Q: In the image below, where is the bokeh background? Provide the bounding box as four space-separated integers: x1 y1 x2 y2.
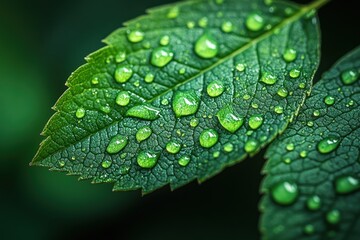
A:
0 0 358 239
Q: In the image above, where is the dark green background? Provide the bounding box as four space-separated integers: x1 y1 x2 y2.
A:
0 0 358 239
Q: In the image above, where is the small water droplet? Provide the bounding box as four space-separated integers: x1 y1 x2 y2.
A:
215 0 224 4
260 72 277 85
207 80 225 97
126 104 161 120
274 105 284 114
283 158 291 164
127 30 144 43
298 82 306 89
199 129 218 148
251 103 259 109
100 105 111 114
151 47 174 68
76 107 86 119
115 65 133 83
216 105 244 133
106 135 128 154
101 160 112 169
221 21 233 33
58 160 65 168
277 87 288 98
307 121 314 127
137 150 159 169
198 17 208 28
178 156 191 167
161 98 169 106
190 118 199 128
271 181 299 205
144 73 155 83
160 35 170 46
236 63 246 72
317 136 340 154
304 224 315 235
244 139 259 153
326 209 341 224
289 69 301 78
313 110 320 117
187 21 195 29
136 126 152 142
91 77 99 85
167 7 179 19
172 90 200 117
246 13 265 31
71 156 76 161
307 195 321 210
248 114 264 130
300 150 307 158
243 94 251 100
115 51 126 63
335 175 360 194
179 68 186 75
213 151 220 158
324 95 335 106
116 91 130 106
106 55 113 64
194 33 219 59
166 141 182 154
283 48 297 62
223 143 234 152
133 80 140 87
341 69 359 85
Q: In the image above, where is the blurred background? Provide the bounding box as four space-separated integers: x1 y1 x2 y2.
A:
0 0 358 239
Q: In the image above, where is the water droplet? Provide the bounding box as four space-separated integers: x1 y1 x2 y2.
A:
213 151 220 158
251 103 259 109
260 72 277 85
274 105 284 114
300 150 307 158
299 82 306 89
215 0 224 4
106 135 128 154
307 195 321 210
161 98 169 106
248 114 264 130
283 48 297 62
187 21 195 29
207 80 225 97
283 158 291 164
144 73 155 83
326 209 341 224
137 150 159 169
246 13 265 31
151 47 174 68
160 35 170 46
223 143 234 152
313 110 320 117
221 21 233 33
317 136 340 154
194 33 219 59
179 68 186 74
172 90 200 117
347 100 354 107
199 129 218 148
341 69 359 85
100 105 111 114
178 156 190 167
271 181 299 205
166 141 182 154
289 69 301 78
115 91 130 106
286 143 295 151
236 63 246 72
126 104 161 120
216 105 244 133
167 7 179 19
304 224 315 235
136 126 152 142
91 77 99 85
115 51 126 63
277 87 288 98
127 30 144 43
190 118 199 128
101 160 112 169
76 108 86 119
244 139 259 153
243 94 251 100
324 95 335 106
71 156 76 161
198 17 208 28
142 41 151 49
106 55 113 64
58 160 65 168
307 121 314 127
335 175 360 194
115 66 133 83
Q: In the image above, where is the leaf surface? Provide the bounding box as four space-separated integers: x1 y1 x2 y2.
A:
260 46 360 239
32 0 323 193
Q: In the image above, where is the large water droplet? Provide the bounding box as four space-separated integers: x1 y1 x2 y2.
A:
271 181 299 205
317 136 340 154
246 13 265 31
199 129 218 148
178 156 190 167
216 105 244 133
283 48 297 62
260 72 277 85
172 90 200 117
127 30 144 43
244 139 259 153
324 95 335 106
194 33 219 59
126 104 161 120
326 209 341 224
76 107 86 119
137 150 159 169
136 126 152 142
116 91 130 106
341 69 359 85
151 47 174 68
207 80 225 97
106 135 128 154
115 66 133 83
335 176 360 194
249 114 264 130
166 141 182 154
307 195 321 210
221 21 233 33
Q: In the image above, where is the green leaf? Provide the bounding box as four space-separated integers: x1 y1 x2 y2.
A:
260 46 360 239
32 0 324 193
